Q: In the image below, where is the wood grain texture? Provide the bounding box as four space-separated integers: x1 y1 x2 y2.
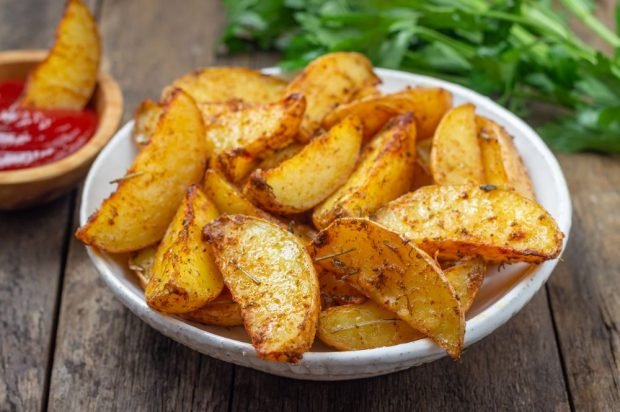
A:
0 2 73 411
547 153 620 411
0 197 72 412
230 292 570 412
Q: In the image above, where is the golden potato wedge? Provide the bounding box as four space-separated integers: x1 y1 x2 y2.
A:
132 99 163 145
477 116 535 200
442 257 486 312
318 301 423 351
374 185 563 263
128 244 158 289
430 104 484 186
257 143 305 170
244 116 363 214
162 67 287 105
313 113 417 229
208 94 306 182
76 90 210 252
20 0 100 110
412 137 434 190
145 186 223 313
318 267 367 309
182 290 243 327
323 87 452 140
204 215 320 363
285 52 379 141
202 169 316 244
311 218 464 358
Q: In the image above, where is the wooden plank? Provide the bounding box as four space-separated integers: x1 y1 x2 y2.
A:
46 1 267 410
0 2 74 411
547 153 620 411
230 292 570 411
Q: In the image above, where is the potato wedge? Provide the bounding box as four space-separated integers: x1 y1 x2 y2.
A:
204 215 320 362
430 104 484 185
182 290 243 327
132 99 163 145
318 267 367 309
412 137 434 190
312 113 417 229
76 90 210 252
477 116 535 200
442 257 486 312
311 218 464 358
318 301 423 351
162 67 287 105
374 185 563 263
128 244 158 289
285 52 379 141
244 116 363 213
323 87 452 140
145 186 223 313
208 94 306 182
20 0 100 110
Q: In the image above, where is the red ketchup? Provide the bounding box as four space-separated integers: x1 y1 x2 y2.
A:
0 80 97 171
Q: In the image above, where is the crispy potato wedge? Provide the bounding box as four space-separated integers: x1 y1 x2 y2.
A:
374 185 563 263
430 104 484 186
311 218 464 358
202 169 316 244
162 67 287 105
132 99 163 145
76 90 210 252
318 267 367 309
477 116 535 200
285 52 379 141
412 137 434 190
318 301 423 351
145 186 223 313
182 290 243 327
323 87 452 140
208 94 306 182
20 0 100 110
128 244 158 289
204 215 320 362
442 257 486 312
313 114 417 229
244 116 363 214
257 143 305 170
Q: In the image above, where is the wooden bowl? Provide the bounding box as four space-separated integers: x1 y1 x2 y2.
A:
0 50 123 210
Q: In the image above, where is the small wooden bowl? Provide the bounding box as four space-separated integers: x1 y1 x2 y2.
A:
0 50 123 210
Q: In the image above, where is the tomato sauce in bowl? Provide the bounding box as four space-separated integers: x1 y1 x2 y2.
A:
0 80 98 171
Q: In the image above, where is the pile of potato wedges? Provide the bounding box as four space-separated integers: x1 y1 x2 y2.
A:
76 52 564 363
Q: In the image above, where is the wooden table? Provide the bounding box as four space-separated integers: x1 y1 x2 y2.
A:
1 1 618 410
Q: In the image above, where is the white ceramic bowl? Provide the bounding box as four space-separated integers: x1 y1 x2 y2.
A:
80 68 571 380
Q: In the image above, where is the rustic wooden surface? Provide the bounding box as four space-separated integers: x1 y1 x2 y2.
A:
0 0 617 411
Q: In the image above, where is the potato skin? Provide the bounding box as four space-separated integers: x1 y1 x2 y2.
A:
318 301 423 351
311 218 464 359
476 116 535 200
441 257 486 313
244 116 363 214
76 90 210 252
374 185 563 263
285 52 379 141
208 94 306 182
182 290 243 327
204 215 320 362
313 113 417 229
431 103 484 186
145 186 223 314
21 0 100 110
162 66 287 105
323 87 452 140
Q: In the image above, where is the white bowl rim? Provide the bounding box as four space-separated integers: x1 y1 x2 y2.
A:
81 67 572 371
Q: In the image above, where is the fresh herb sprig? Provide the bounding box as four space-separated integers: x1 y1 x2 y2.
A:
222 0 620 153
